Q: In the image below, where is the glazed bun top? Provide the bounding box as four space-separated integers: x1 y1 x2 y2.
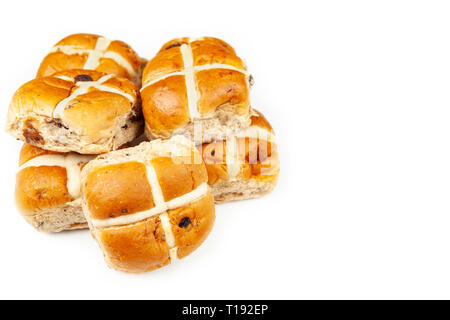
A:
18 142 57 166
141 37 252 137
81 135 208 228
37 33 145 86
145 37 246 82
7 69 140 146
16 143 95 216
201 109 279 184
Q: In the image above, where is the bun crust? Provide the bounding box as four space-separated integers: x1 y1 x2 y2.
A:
94 193 214 273
81 136 215 273
6 69 143 154
201 110 279 202
141 37 252 143
15 144 94 232
37 33 146 86
85 161 155 220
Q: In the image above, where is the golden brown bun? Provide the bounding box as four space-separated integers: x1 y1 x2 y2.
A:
141 37 252 143
81 136 215 273
15 143 94 232
168 192 214 259
94 194 214 273
6 69 143 154
19 142 57 165
85 161 155 220
200 109 280 202
37 33 146 86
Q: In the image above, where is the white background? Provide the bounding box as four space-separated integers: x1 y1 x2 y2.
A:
1 0 450 299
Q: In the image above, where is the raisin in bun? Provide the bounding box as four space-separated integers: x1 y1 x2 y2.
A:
6 69 143 154
201 109 279 203
81 136 215 273
15 143 95 232
141 37 253 144
37 33 146 86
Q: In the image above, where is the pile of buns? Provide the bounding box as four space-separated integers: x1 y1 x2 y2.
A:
6 34 280 273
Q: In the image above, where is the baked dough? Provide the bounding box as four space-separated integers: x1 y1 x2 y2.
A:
6 69 143 154
37 33 146 86
81 136 215 273
201 110 279 202
141 37 252 143
15 143 94 232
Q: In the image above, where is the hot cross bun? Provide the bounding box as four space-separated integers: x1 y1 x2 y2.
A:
201 110 279 202
81 136 215 273
37 33 146 86
6 69 143 154
16 143 94 232
141 37 253 144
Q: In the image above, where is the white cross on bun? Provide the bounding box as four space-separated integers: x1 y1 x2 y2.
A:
81 136 215 273
141 37 253 144
6 34 279 275
37 33 146 86
200 109 280 203
15 143 95 232
6 69 143 154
